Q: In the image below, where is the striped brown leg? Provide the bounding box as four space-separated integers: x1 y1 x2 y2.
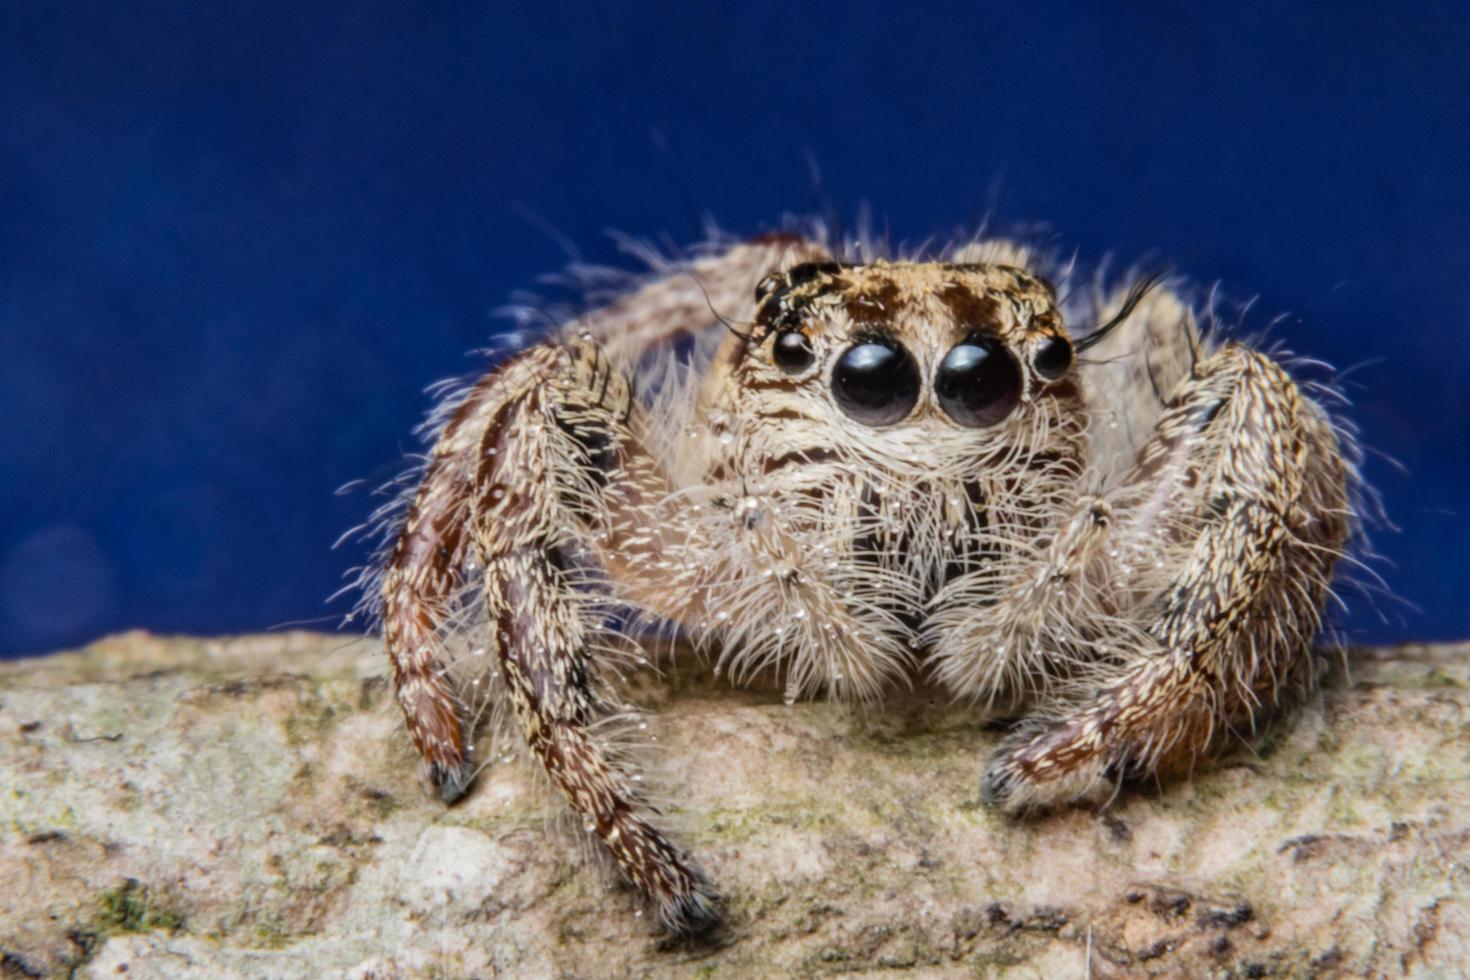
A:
380 237 826 932
381 370 509 801
982 344 1351 810
383 338 716 932
476 340 722 932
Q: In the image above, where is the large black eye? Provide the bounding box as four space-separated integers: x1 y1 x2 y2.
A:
772 330 815 373
831 338 920 426
935 335 1022 427
1032 334 1073 380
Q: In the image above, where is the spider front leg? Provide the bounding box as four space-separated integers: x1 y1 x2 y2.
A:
379 233 829 933
383 339 718 933
983 342 1351 811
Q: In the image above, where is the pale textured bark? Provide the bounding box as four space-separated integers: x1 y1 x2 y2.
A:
1 632 1467 978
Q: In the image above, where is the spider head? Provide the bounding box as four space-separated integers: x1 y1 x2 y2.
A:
734 261 1078 452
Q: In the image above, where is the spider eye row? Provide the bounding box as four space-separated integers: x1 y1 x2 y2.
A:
770 329 1071 428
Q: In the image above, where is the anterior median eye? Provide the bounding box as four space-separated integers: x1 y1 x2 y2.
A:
772 330 815 373
935 335 1022 427
831 338 920 426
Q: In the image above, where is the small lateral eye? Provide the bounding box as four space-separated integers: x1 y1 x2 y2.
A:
772 329 815 373
935 334 1023 428
1032 334 1073 380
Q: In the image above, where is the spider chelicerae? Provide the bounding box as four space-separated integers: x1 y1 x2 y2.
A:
360 228 1358 936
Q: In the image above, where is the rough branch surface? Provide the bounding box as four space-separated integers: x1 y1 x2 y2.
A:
1 632 1467 977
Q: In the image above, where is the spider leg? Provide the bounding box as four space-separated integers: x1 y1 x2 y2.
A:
380 236 830 934
381 369 507 801
384 338 717 932
982 342 1351 811
482 342 724 933
924 492 1128 714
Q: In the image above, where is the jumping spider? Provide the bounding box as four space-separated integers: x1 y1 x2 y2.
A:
365 230 1355 936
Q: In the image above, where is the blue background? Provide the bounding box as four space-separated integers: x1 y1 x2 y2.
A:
2 2 1467 657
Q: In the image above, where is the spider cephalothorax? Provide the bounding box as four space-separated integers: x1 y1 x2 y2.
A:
364 231 1356 936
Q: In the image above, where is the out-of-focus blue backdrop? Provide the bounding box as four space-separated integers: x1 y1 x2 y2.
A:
2 2 1466 657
